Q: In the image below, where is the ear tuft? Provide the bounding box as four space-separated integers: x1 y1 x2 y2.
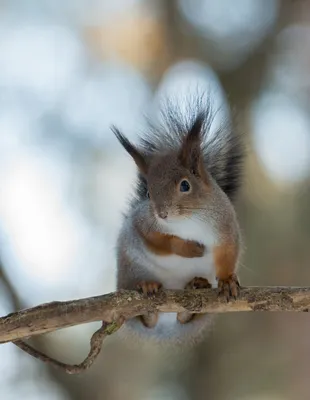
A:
112 126 148 175
179 113 205 173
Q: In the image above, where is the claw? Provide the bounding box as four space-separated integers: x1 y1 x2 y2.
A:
217 274 240 301
185 277 212 290
136 281 162 298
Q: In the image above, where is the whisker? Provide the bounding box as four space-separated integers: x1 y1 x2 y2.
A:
238 262 259 277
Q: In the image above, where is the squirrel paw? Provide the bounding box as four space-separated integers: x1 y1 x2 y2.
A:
217 273 240 301
185 277 212 290
177 277 211 324
186 242 205 258
136 281 162 298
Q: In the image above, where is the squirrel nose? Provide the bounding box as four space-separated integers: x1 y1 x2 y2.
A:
158 210 168 219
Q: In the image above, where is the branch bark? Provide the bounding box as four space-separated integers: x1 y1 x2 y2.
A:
1 286 310 374
1 286 310 344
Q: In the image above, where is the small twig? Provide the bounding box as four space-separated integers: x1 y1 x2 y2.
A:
13 320 123 374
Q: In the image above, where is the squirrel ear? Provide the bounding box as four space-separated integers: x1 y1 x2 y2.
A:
112 126 148 175
178 114 204 173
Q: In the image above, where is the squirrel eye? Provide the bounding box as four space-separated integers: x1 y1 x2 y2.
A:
146 190 150 198
180 180 191 193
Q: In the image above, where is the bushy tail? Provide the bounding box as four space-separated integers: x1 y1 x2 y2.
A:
201 111 244 200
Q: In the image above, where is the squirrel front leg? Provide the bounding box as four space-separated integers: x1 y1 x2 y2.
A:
142 231 205 258
214 241 240 300
177 241 240 325
136 236 204 327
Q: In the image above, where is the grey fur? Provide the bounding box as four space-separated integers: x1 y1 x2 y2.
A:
115 180 240 346
112 95 244 346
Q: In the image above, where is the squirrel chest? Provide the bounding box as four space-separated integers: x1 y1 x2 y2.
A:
139 217 218 289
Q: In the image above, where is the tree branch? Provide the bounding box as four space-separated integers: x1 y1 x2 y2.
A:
1 286 310 343
1 286 310 374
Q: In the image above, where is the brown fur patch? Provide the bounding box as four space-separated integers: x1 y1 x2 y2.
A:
140 230 205 258
213 242 238 280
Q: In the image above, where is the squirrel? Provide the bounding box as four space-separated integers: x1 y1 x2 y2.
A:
112 97 244 345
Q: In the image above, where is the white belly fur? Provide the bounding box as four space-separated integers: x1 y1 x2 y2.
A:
144 215 218 326
146 251 216 289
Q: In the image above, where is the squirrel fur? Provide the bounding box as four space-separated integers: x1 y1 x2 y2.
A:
112 96 244 346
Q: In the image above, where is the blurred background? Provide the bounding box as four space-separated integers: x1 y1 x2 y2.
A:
0 0 310 399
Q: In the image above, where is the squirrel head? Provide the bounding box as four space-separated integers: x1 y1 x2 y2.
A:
112 114 210 221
